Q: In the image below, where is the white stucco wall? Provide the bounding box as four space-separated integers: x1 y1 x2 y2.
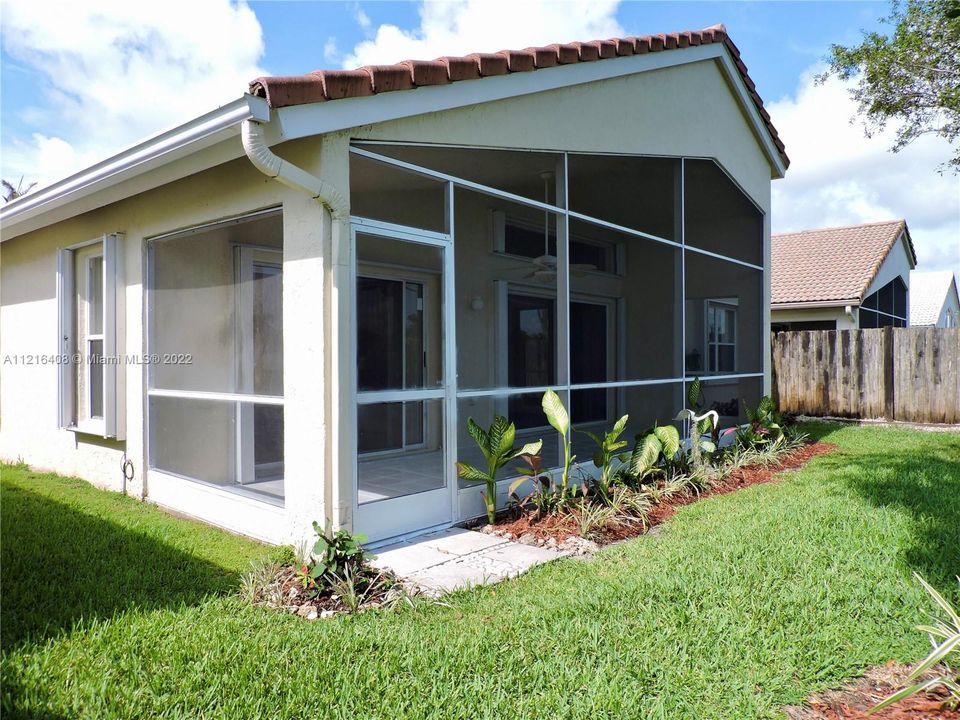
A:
863 232 914 300
937 283 960 327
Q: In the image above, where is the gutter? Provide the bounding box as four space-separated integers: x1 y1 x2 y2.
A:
240 116 350 531
771 299 861 311
1 94 270 240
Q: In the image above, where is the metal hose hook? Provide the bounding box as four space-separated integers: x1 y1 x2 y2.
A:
120 454 135 493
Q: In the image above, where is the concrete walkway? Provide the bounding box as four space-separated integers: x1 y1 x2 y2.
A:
370 527 564 593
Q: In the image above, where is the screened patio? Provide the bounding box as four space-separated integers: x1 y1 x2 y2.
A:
348 143 764 527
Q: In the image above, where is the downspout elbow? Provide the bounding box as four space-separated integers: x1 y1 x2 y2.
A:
241 118 348 220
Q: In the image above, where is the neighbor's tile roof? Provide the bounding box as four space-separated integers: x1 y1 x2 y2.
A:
249 24 788 168
909 270 958 325
772 220 916 305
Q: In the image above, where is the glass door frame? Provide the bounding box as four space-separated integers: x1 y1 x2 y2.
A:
349 214 458 543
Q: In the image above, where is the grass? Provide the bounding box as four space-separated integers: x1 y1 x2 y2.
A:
2 423 958 719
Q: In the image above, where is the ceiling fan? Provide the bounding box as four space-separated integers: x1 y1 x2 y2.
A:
517 172 596 283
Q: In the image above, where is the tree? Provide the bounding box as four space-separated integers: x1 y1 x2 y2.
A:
2 177 37 203
819 0 960 172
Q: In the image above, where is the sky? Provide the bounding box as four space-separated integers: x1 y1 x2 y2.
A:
1 0 957 276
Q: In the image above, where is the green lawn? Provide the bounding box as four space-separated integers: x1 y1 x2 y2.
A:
2 423 958 719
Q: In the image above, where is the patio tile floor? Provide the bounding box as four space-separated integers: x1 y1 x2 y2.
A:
370 526 565 593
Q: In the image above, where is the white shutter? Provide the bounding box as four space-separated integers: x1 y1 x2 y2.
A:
56 248 75 429
103 233 124 439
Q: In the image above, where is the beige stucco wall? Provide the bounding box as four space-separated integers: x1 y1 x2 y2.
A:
0 155 329 544
1 54 776 544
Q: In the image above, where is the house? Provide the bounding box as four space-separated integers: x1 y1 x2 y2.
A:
0 25 787 545
771 220 916 331
910 270 960 328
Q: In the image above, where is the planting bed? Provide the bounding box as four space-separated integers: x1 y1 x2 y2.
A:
489 441 837 548
783 661 960 719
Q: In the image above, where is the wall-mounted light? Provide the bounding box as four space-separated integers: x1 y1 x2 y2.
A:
470 295 485 311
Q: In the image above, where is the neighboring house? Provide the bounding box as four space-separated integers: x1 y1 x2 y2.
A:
910 270 960 328
771 220 917 331
0 26 787 545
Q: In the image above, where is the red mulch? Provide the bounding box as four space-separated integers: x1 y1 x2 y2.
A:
493 441 837 546
783 661 960 719
646 441 837 527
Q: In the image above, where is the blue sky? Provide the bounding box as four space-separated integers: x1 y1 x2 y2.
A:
1 1 956 276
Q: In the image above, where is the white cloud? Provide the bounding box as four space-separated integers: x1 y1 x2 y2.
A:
324 36 339 62
770 66 960 276
0 0 266 189
342 0 623 68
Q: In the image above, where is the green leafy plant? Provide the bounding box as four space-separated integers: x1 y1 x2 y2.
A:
624 424 681 482
871 573 960 713
739 395 785 450
457 416 542 524
577 414 630 501
608 485 651 525
329 567 391 614
239 560 284 604
574 503 617 539
307 520 373 591
509 453 562 518
541 389 577 504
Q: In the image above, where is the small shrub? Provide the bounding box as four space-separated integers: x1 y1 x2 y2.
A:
738 395 785 450
457 415 542 524
303 520 374 595
239 560 284 604
574 503 618 539
509 454 562 519
620 424 681 484
608 485 651 525
577 414 630 501
329 567 394 614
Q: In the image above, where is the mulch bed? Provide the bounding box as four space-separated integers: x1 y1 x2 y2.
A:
783 661 960 719
254 564 404 619
491 441 838 547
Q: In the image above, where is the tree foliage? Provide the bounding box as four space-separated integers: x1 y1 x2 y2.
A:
820 0 960 171
2 177 37 203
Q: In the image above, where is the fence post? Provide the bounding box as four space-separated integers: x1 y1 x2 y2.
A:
882 325 896 421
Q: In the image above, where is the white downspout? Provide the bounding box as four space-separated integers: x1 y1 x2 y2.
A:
241 118 351 531
241 119 348 218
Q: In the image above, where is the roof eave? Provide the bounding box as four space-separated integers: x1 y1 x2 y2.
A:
0 94 270 242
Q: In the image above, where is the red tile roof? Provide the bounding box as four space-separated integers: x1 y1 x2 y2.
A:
249 24 788 168
772 220 916 305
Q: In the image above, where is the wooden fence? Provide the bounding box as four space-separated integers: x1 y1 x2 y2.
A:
772 327 960 424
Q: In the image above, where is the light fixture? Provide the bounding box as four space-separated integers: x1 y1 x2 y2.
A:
470 295 485 311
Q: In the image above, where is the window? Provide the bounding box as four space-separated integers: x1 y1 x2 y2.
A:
859 277 908 328
57 234 123 437
706 300 737 373
496 213 618 274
